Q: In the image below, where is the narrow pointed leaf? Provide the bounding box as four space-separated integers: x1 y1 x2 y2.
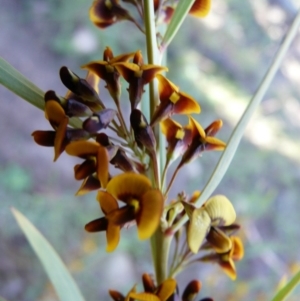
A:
161 0 196 50
271 269 300 301
171 9 300 233
0 57 44 109
11 208 86 301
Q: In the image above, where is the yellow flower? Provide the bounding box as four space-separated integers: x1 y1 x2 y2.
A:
86 173 164 252
151 74 201 126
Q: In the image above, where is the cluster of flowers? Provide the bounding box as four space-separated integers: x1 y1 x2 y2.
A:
32 0 244 300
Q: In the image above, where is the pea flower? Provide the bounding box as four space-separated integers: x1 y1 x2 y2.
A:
114 50 168 110
65 140 109 188
82 47 134 104
89 0 133 28
85 173 164 251
150 74 201 126
178 117 226 168
183 195 236 253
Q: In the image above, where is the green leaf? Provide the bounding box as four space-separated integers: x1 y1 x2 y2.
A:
0 57 45 110
0 57 82 128
271 270 300 301
193 8 300 209
160 0 195 51
171 8 300 233
11 208 86 301
0 297 9 301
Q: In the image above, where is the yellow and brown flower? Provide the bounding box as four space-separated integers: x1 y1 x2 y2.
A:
178 117 225 168
114 50 168 110
82 47 134 104
150 74 201 126
90 0 136 28
85 173 164 251
183 195 236 254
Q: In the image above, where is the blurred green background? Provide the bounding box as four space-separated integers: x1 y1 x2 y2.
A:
1 0 300 300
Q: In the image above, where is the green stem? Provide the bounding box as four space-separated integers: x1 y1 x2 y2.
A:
150 229 172 285
144 0 170 284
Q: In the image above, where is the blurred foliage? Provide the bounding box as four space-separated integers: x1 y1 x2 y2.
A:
1 0 300 300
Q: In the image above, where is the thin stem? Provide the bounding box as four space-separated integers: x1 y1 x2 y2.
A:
164 165 180 197
144 0 170 284
170 8 300 235
150 151 160 188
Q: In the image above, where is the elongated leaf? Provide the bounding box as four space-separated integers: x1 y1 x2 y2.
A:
160 0 195 51
171 8 300 232
194 9 300 208
0 57 45 109
11 208 86 301
0 57 82 128
271 270 300 301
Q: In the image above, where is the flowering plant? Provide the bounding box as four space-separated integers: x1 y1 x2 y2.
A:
1 1 300 300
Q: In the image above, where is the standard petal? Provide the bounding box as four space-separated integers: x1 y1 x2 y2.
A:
160 118 182 141
156 74 179 100
203 195 236 226
65 140 99 158
136 189 164 240
173 92 201 115
106 173 152 202
141 65 168 85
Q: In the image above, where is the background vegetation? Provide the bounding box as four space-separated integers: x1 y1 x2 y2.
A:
1 0 300 300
